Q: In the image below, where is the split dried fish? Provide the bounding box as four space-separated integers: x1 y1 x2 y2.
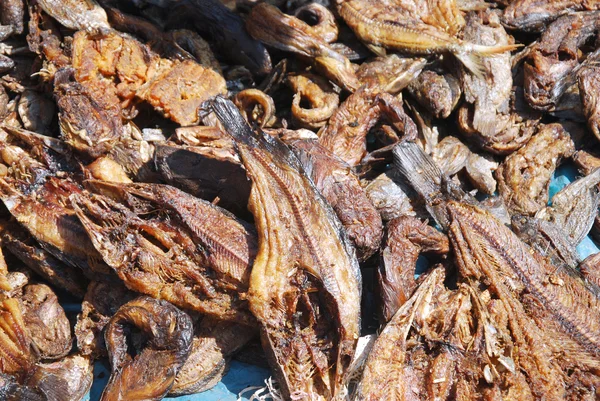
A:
72 183 257 325
209 96 361 400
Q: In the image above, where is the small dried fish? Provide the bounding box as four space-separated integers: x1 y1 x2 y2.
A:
496 123 575 216
338 0 519 76
101 297 193 401
246 3 360 92
503 0 600 32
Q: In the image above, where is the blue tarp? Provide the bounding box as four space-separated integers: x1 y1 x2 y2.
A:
83 162 600 401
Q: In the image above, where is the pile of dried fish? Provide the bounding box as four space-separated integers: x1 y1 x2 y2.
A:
0 0 600 400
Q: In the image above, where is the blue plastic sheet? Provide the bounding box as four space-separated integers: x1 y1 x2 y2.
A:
81 162 600 401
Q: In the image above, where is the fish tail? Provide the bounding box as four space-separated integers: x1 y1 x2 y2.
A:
454 43 521 78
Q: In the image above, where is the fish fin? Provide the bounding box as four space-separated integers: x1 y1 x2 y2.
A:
456 43 522 78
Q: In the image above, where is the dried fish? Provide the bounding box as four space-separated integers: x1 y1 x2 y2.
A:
364 171 420 221
537 168 600 246
170 317 256 396
357 55 426 94
37 0 109 30
580 252 600 287
286 73 339 129
294 3 338 43
378 216 449 322
75 281 136 358
233 89 277 128
503 0 600 32
246 3 360 92
0 176 114 279
26 353 94 401
338 0 518 76
524 12 600 111
72 184 257 324
101 297 193 401
496 123 575 216
209 96 361 400
20 284 71 360
319 87 417 166
287 138 383 260
449 201 600 375
408 70 461 119
167 0 272 76
578 65 600 141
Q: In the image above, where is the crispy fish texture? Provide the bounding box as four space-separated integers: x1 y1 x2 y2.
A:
209 96 361 400
358 268 530 400
286 73 339 129
20 284 71 360
289 138 383 261
246 3 360 92
448 201 600 374
71 29 227 126
496 123 575 216
0 177 113 279
378 216 449 322
578 65 600 141
71 187 256 325
25 353 93 401
170 317 256 396
502 0 600 32
101 297 193 401
524 12 600 111
37 0 109 30
75 281 136 358
337 0 518 76
319 87 417 166
84 180 258 290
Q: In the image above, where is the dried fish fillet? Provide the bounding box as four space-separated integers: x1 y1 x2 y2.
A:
209 96 361 400
72 188 256 325
288 138 383 261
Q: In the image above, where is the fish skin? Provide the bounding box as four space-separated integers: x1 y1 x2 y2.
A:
209 96 361 400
